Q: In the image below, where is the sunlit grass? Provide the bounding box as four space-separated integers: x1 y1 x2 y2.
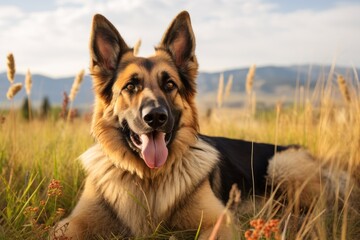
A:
0 116 92 239
0 65 359 239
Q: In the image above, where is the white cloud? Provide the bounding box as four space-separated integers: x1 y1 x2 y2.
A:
0 0 359 77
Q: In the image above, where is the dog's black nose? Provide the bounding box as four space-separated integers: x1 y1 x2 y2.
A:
142 106 168 129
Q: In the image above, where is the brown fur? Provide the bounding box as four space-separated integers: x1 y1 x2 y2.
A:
54 11 235 239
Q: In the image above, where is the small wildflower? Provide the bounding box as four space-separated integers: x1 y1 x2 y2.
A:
40 200 46 206
245 218 280 240
24 206 39 217
48 179 63 197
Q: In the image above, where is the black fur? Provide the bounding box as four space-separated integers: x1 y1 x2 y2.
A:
200 135 291 204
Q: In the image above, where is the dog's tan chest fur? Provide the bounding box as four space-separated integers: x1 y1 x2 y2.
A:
80 139 219 235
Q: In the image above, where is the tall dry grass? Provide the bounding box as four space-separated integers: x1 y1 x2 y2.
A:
246 64 256 95
1 59 359 239
201 65 360 239
68 69 85 102
224 74 233 100
6 83 23 100
133 39 142 56
337 74 351 104
5 53 22 101
7 53 15 84
0 116 92 239
246 64 256 117
217 73 224 108
25 69 33 120
67 69 85 121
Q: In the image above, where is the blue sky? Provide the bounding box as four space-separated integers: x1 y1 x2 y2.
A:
0 0 359 77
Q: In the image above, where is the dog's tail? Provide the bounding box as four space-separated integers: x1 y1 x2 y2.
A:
266 147 358 209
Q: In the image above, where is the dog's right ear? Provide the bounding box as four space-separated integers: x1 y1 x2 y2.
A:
90 14 130 76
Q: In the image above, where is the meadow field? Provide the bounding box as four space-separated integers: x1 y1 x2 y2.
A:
0 63 360 239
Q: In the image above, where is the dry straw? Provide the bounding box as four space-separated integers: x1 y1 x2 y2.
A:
25 69 33 120
69 69 85 102
7 53 16 84
246 64 256 116
133 39 142 56
60 92 69 120
224 74 233 100
246 64 256 95
217 73 224 108
337 74 351 104
7 83 23 100
209 184 240 240
25 69 32 95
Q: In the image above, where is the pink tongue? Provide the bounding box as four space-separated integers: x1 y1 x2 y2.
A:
140 132 168 169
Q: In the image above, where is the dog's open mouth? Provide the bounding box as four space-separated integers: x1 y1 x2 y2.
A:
123 123 172 169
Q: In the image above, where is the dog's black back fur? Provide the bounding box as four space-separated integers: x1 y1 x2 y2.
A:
201 135 291 204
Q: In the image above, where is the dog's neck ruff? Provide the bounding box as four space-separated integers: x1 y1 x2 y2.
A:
79 137 219 235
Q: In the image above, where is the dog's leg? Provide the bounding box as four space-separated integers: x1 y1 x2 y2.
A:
52 178 125 239
171 180 237 240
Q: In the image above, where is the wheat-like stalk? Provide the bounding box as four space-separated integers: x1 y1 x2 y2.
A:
6 83 22 100
133 39 142 56
67 69 85 122
224 74 233 100
25 69 32 95
217 73 224 108
69 69 85 102
60 92 69 120
209 184 240 240
337 74 351 104
246 64 256 116
7 53 16 84
246 64 256 95
251 91 257 116
25 69 33 120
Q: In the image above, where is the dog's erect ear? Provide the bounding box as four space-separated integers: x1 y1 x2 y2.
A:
160 11 197 70
90 14 130 75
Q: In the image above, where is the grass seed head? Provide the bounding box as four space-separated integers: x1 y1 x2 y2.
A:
217 73 224 108
60 92 69 119
7 53 16 83
133 38 142 56
337 74 351 103
25 69 32 95
69 69 85 101
246 64 256 95
6 83 22 100
224 74 233 100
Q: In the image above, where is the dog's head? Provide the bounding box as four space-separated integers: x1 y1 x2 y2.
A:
89 11 199 175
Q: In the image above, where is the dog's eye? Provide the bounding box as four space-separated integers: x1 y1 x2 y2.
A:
125 83 136 92
165 80 177 92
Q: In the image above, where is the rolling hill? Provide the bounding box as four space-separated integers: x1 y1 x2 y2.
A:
0 65 357 109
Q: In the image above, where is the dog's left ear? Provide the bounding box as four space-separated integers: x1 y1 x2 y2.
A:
89 14 131 103
90 14 130 76
159 11 198 78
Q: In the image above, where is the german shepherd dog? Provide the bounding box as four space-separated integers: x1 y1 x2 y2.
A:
54 11 354 239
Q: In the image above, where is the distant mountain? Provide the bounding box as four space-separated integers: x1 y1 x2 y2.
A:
0 73 94 109
0 65 357 109
197 65 352 93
